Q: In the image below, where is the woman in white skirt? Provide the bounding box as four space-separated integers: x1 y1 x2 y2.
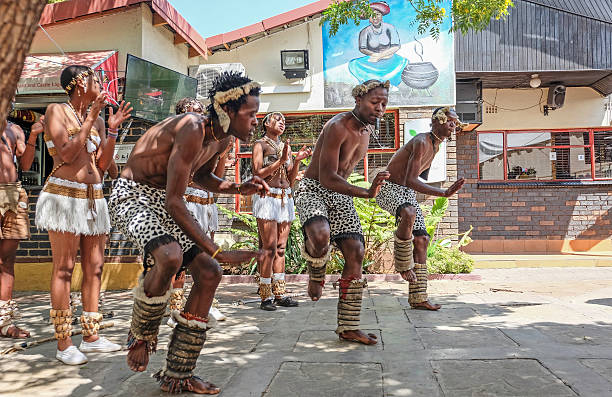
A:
252 112 311 310
36 65 131 365
166 98 227 324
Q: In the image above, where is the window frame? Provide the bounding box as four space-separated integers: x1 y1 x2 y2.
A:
234 109 400 212
476 127 612 182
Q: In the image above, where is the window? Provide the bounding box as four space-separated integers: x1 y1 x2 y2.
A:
234 110 400 212
477 128 612 182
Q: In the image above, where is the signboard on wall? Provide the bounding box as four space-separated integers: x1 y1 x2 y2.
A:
404 119 446 183
322 0 455 108
114 144 135 164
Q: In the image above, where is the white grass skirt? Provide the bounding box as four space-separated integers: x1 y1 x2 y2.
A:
185 187 218 234
35 177 110 235
252 187 295 223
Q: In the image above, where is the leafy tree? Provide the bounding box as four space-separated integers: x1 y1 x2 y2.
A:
321 0 514 39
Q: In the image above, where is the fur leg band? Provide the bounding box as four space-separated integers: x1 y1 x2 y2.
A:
336 277 367 334
272 279 286 298
168 288 186 312
127 275 171 353
394 235 415 272
50 308 72 340
408 262 428 305
80 312 103 337
301 245 330 283
153 311 210 393
259 283 273 301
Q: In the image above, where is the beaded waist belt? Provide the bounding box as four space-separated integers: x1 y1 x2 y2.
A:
43 181 104 200
185 195 214 205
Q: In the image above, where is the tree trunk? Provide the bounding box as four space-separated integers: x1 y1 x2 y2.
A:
0 1 47 132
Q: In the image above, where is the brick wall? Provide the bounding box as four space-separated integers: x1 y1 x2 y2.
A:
456 132 612 253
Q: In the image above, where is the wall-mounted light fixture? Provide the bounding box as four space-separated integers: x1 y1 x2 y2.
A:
529 73 541 88
281 50 309 79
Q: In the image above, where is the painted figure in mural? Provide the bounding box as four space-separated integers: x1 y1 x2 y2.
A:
36 65 131 364
167 97 229 327
0 105 42 339
252 112 312 311
348 1 407 87
108 71 267 394
295 80 390 345
376 107 466 310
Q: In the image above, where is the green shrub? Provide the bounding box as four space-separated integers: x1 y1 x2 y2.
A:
427 247 474 274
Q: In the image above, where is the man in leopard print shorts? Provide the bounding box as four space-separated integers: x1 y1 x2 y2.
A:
109 72 267 394
376 107 466 311
295 79 390 346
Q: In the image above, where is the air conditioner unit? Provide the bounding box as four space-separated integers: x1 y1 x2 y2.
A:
455 78 482 130
188 63 246 103
547 85 566 109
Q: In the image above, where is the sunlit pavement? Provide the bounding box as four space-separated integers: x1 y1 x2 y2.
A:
2 267 612 396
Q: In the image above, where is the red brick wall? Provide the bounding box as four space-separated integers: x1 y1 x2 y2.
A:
456 132 612 251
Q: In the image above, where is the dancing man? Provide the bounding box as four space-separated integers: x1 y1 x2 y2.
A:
36 66 130 364
252 112 311 311
295 80 390 345
167 97 229 326
109 72 267 394
0 109 42 339
376 107 465 310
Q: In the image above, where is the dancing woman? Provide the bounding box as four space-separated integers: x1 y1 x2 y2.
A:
252 112 311 310
36 65 132 365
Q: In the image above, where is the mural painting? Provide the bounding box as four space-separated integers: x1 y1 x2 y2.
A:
322 0 455 108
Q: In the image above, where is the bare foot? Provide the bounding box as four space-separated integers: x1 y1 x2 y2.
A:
127 340 150 372
0 325 30 339
307 280 324 301
400 269 417 282
339 330 378 345
411 301 441 311
160 376 220 394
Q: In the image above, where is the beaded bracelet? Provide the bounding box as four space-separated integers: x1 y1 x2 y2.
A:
107 127 118 139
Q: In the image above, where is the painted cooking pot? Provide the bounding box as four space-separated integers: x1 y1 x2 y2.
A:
401 62 439 89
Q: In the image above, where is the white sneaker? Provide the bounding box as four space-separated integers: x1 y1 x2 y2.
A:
209 307 226 321
56 345 88 365
167 316 177 328
79 336 121 353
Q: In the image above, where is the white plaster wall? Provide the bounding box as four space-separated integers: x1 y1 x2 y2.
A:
479 87 608 130
205 20 326 112
140 6 191 74
29 7 142 71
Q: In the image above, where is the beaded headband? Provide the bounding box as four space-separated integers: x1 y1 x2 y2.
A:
351 80 390 98
64 69 93 95
432 106 468 130
262 111 285 126
212 81 261 133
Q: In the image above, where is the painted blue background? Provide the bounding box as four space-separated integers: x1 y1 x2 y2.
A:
322 0 455 108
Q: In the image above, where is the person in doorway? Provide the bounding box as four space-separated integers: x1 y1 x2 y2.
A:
294 80 390 345
0 108 43 339
252 111 312 311
376 106 466 310
36 65 131 364
109 71 267 394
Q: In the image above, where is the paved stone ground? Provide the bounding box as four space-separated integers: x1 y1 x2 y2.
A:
1 267 612 396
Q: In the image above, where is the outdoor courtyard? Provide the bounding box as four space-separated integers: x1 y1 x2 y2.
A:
1 267 611 397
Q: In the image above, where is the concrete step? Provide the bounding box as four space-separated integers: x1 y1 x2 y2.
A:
473 253 612 268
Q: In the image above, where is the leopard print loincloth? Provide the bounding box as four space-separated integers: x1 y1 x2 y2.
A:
375 181 428 236
294 177 364 245
108 178 201 273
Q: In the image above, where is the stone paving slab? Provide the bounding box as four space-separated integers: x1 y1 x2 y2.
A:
263 362 384 396
432 359 576 397
1 269 612 396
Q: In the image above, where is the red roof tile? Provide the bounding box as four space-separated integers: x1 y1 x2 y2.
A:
38 0 207 58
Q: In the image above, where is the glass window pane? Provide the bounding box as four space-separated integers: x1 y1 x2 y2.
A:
594 130 612 179
478 133 504 180
238 157 253 212
507 147 553 180
507 132 551 148
367 152 394 181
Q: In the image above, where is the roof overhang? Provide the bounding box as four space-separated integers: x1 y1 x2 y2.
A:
206 0 335 54
39 0 207 59
456 70 612 96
